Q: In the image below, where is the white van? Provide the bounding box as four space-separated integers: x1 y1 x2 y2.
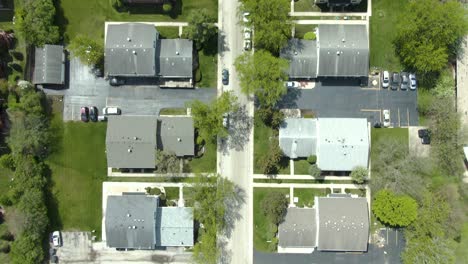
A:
102 107 121 115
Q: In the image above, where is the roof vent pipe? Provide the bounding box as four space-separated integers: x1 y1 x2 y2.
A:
342 38 345 42
176 51 179 55
177 138 182 142
127 37 131 42
133 50 137 55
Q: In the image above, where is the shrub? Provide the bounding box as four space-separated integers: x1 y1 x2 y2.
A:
261 191 288 225
267 237 279 252
0 230 14 241
308 164 321 177
303 31 316 40
0 241 10 253
163 3 172 12
350 166 368 184
259 143 283 175
0 195 12 207
112 0 123 10
307 155 316 164
0 154 15 170
145 187 161 196
373 189 418 227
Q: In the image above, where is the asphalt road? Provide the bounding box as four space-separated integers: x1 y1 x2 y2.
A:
43 58 216 120
217 0 254 263
279 79 418 127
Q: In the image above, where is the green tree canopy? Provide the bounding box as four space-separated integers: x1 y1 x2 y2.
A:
393 0 467 74
188 91 239 142
68 35 104 67
15 0 59 46
235 50 288 108
241 0 291 53
373 189 418 227
261 191 288 225
184 9 217 50
350 166 368 184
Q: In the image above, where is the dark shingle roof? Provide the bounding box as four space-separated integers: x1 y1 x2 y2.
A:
280 39 318 79
106 116 157 169
33 45 65 85
317 25 369 77
156 39 193 79
105 23 158 77
157 117 194 156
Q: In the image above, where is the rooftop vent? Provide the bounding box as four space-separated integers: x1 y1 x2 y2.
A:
134 136 138 140
127 37 131 42
127 213 131 217
128 148 132 153
177 138 182 142
133 50 137 55
176 51 179 55
342 38 345 43
294 51 298 55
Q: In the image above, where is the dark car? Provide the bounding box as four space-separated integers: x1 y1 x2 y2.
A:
110 78 125 86
391 72 400 90
418 129 429 138
400 72 409 90
222 69 229 85
422 135 431 145
89 106 98 122
80 107 89 122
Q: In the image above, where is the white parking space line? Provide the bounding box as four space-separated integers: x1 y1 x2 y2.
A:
398 108 401 127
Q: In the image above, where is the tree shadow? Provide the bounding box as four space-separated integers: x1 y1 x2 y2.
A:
122 1 182 19
53 0 69 43
222 183 246 236
202 32 219 56
225 105 253 152
43 164 63 231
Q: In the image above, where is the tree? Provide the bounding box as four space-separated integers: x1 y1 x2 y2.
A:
155 150 180 173
193 225 218 264
308 164 321 177
235 50 289 108
393 0 467 74
188 91 239 142
240 0 291 53
373 189 418 227
0 154 15 170
10 233 44 264
261 191 288 225
350 166 368 184
307 155 316 164
0 31 14 52
68 35 104 67
303 32 316 40
14 0 59 46
184 9 217 50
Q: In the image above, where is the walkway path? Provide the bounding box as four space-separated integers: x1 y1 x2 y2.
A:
457 36 468 183
253 174 352 181
293 19 367 25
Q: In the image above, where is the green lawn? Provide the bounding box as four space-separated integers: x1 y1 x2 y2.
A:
294 24 316 39
345 188 366 197
371 127 408 155
157 26 180 39
456 222 468 264
59 0 218 42
254 188 289 252
186 140 216 173
159 107 187 115
254 114 290 174
164 187 180 201
294 0 321 12
294 159 310 175
196 50 217 88
370 0 407 71
293 188 328 208
46 115 107 238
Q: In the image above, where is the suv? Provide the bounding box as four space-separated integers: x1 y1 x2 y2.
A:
89 106 98 122
382 71 390 88
409 73 417 90
222 69 229 85
244 39 251 51
110 78 125 86
80 107 89 122
102 107 121 115
400 72 409 90
52 231 62 247
391 72 400 90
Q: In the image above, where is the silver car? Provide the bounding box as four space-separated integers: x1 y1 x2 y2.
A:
382 71 390 88
400 72 409 90
409 73 417 90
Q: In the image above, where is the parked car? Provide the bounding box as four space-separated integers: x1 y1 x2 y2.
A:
222 69 229 85
244 28 252 40
102 107 121 115
110 77 125 86
286 81 299 88
242 12 250 23
89 106 98 122
400 72 409 90
409 73 417 90
418 129 431 144
418 129 429 138
80 107 89 122
382 71 390 88
244 39 251 51
391 72 400 90
383 109 390 127
52 231 62 247
222 113 229 128
421 135 431 145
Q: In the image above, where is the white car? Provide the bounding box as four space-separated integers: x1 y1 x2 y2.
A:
242 12 250 23
244 29 251 40
52 231 61 247
382 71 390 88
102 107 121 115
383 110 390 128
409 73 417 90
222 113 229 128
286 81 299 88
244 39 251 51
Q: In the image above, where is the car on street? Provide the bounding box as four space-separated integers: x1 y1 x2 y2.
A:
391 72 400 90
383 109 390 127
242 12 250 23
89 106 98 122
400 72 409 90
102 107 121 115
409 73 417 90
110 77 125 86
382 71 390 88
244 39 251 51
286 81 299 88
222 113 229 128
80 107 89 122
52 231 61 247
222 69 229 85
244 28 251 40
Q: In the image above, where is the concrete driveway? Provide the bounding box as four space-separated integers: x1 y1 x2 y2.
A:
408 126 430 157
42 58 216 121
278 79 418 127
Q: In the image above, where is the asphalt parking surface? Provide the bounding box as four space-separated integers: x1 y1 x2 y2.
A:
254 228 404 264
279 79 418 127
42 58 216 121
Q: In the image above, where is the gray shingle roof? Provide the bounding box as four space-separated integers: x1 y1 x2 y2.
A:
105 23 158 77
278 208 317 249
105 194 194 249
157 39 193 79
156 207 194 246
106 116 157 169
317 25 369 77
33 45 65 85
316 196 369 251
316 118 369 171
279 118 317 158
157 117 194 156
280 39 318 79
105 194 158 249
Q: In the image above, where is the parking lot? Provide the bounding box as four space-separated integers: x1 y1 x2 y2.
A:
279 79 418 127
408 126 431 157
42 58 216 121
